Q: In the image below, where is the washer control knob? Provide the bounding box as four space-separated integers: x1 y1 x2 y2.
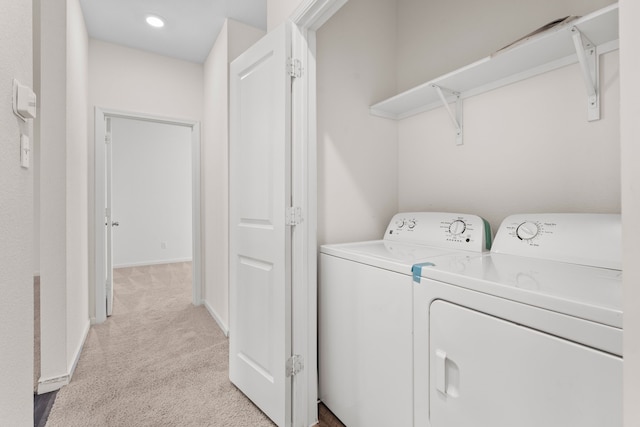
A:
449 220 466 235
407 220 416 229
516 221 539 240
395 219 406 228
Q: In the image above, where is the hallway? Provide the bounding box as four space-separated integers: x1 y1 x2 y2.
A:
45 262 274 426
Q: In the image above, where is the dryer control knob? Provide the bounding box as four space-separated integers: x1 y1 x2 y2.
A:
449 220 466 235
516 221 539 240
407 220 416 229
395 219 406 228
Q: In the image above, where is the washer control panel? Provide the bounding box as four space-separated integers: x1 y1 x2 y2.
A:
492 213 621 270
384 212 491 252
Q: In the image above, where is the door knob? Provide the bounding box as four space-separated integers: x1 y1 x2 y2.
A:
112 221 120 227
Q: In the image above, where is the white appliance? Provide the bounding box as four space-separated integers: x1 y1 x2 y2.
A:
319 212 491 427
413 213 622 427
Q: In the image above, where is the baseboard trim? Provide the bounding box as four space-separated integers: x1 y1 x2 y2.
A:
37 375 69 395
37 320 90 395
113 258 192 269
203 300 229 337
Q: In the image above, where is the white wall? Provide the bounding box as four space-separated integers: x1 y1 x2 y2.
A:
229 19 267 61
37 0 90 394
316 0 399 245
0 0 33 423
88 39 204 318
33 2 41 278
396 0 616 93
202 19 265 333
38 0 69 389
395 0 620 235
620 0 640 425
88 40 204 119
317 0 620 239
267 0 304 31
202 21 229 332
111 118 192 267
398 51 620 233
65 0 90 382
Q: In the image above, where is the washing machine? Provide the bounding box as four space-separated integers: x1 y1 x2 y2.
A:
412 213 623 427
319 212 491 427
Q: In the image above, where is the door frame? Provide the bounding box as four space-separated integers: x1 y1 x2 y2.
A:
288 1 348 425
93 107 202 324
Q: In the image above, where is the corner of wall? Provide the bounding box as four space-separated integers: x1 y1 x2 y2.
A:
201 17 265 333
227 19 266 62
202 17 230 329
38 0 70 395
65 0 90 381
203 300 229 336
0 0 34 423
316 0 399 245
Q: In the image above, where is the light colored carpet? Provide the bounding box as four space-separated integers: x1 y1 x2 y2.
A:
46 262 275 427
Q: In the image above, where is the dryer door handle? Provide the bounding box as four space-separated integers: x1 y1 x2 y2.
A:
435 349 448 395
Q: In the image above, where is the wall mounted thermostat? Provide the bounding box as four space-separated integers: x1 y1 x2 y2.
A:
13 79 37 121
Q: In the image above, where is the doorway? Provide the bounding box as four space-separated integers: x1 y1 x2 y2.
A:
94 108 202 324
110 117 193 316
110 118 192 269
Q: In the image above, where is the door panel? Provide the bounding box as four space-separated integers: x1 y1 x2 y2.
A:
429 300 622 427
237 256 273 375
229 23 292 427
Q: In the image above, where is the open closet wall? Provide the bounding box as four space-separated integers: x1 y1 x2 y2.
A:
316 0 399 246
393 0 619 232
317 0 618 248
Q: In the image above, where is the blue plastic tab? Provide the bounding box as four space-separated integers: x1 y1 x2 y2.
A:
412 262 435 283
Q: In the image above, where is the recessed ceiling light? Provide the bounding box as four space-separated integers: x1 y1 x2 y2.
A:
146 15 165 28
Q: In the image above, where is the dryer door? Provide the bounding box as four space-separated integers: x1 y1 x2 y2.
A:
429 300 622 427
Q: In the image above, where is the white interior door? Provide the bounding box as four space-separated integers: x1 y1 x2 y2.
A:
105 116 114 317
229 23 292 427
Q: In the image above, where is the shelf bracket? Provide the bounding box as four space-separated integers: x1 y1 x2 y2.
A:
432 85 463 145
570 26 599 121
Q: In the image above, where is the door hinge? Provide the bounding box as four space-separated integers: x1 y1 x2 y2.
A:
105 133 112 144
285 207 303 226
287 58 302 78
286 354 304 377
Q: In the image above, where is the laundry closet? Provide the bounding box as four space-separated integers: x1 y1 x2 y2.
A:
316 0 619 246
315 0 620 425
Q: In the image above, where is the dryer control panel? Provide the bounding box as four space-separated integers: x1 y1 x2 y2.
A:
384 212 491 252
492 213 621 270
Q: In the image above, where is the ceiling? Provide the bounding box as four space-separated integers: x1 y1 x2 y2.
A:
79 0 267 64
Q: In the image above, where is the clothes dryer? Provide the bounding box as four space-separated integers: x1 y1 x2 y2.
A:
412 213 622 427
319 212 491 427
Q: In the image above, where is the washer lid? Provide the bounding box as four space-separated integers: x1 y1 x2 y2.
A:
413 252 622 328
321 240 464 275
